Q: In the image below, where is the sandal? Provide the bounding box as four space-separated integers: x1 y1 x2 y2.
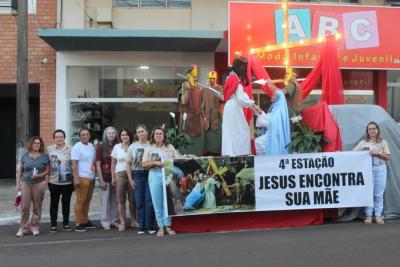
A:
131 220 140 228
364 216 372 224
375 216 384 225
118 224 125 232
165 227 176 235
156 228 165 237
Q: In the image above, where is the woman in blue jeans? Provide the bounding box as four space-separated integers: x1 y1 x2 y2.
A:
126 124 155 234
354 121 390 224
142 126 179 237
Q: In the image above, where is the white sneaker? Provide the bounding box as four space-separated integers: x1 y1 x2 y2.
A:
102 224 111 230
32 230 40 236
16 230 24 237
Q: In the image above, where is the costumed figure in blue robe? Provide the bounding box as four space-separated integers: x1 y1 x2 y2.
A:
183 182 205 211
255 90 291 156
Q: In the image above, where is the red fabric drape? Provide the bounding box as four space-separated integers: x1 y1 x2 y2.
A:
172 210 324 233
223 73 240 101
248 55 274 97
301 36 344 105
301 101 342 152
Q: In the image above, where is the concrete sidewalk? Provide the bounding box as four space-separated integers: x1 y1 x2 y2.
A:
0 178 102 226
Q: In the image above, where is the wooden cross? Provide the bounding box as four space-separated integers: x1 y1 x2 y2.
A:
207 157 232 196
248 0 339 84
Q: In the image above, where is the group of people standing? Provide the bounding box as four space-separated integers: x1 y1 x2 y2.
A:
15 125 181 237
15 59 392 237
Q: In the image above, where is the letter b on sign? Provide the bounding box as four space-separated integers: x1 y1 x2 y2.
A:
343 11 379 50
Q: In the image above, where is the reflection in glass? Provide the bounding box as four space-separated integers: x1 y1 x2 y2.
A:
113 0 139 7
69 102 178 145
67 66 209 99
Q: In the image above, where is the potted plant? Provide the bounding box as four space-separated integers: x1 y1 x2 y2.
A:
166 112 193 154
287 112 329 153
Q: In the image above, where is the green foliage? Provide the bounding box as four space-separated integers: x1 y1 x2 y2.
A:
287 111 329 153
166 127 193 154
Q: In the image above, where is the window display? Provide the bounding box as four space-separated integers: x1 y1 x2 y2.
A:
69 102 178 145
70 103 114 145
67 66 208 145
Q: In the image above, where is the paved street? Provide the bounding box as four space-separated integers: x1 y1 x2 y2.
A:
1 219 399 267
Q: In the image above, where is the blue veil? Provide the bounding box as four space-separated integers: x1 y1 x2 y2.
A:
265 90 291 156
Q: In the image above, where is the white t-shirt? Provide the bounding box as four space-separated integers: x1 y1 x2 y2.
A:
142 144 179 170
126 141 151 171
111 143 129 173
354 139 390 166
71 141 96 179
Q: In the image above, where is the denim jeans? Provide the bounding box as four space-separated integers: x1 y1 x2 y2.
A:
133 169 155 231
148 168 171 228
365 164 387 217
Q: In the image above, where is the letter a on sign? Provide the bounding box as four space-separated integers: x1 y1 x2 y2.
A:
274 9 311 43
343 11 379 50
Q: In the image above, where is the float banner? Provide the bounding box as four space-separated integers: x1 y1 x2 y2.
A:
255 151 373 211
229 2 400 69
163 156 256 217
164 151 373 216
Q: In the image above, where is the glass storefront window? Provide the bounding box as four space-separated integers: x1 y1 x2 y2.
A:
69 101 178 145
167 0 191 8
113 0 191 8
67 65 207 145
387 70 400 122
66 66 208 99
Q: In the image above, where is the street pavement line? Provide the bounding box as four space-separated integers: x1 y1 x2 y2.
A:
0 236 144 248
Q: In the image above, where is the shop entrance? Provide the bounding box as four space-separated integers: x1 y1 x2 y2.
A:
0 84 39 178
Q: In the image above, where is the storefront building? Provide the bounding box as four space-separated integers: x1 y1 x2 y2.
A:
36 0 400 147
1 0 400 177
38 0 229 145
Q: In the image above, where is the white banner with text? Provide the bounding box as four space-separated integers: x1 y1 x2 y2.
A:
254 151 373 211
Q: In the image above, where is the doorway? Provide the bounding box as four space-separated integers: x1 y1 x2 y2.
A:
0 84 39 178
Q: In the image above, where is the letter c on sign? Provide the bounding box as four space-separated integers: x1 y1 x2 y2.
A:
350 18 371 42
342 11 379 50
